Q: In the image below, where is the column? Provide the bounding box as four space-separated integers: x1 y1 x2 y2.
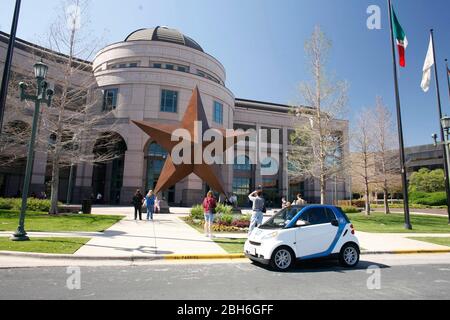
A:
254 124 262 188
282 127 289 199
30 150 48 195
121 150 145 205
73 162 93 204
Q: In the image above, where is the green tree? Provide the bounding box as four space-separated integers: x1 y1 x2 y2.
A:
409 168 445 193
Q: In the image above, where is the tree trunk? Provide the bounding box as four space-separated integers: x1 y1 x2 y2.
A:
49 155 60 215
383 182 390 215
320 174 326 204
364 180 371 216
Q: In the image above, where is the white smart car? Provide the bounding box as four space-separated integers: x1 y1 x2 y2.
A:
245 205 360 271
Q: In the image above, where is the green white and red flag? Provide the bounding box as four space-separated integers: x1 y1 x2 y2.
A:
392 6 408 67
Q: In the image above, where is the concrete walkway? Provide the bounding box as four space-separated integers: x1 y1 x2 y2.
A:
73 210 227 257
356 231 450 252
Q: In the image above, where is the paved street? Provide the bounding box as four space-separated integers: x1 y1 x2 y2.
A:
1 254 450 300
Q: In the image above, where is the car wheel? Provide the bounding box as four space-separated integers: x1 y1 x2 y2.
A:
339 243 360 268
270 247 294 271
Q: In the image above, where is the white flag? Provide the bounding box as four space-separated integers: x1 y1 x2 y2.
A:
421 35 434 92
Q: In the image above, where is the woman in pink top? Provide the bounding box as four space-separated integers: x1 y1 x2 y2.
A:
202 191 217 238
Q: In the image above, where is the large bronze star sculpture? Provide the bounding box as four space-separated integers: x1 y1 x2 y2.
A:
133 86 244 195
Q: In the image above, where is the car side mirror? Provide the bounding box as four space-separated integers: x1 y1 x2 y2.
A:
296 220 309 227
331 219 339 227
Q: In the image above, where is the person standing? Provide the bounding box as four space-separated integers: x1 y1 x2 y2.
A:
248 190 265 235
294 193 307 206
145 190 156 221
154 195 161 214
132 189 144 220
202 191 217 238
96 193 103 204
230 194 238 208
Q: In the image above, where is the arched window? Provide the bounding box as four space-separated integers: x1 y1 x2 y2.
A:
148 143 167 157
92 132 127 205
145 142 174 203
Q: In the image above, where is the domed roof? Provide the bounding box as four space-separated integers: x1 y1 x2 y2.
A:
125 26 204 52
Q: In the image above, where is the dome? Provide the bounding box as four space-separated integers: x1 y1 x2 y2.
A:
125 26 204 52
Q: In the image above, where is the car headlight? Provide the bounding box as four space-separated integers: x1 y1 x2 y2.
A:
262 231 279 240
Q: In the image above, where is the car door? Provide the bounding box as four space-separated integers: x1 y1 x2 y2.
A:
294 207 339 258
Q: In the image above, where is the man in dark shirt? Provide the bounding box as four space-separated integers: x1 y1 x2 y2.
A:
132 189 144 220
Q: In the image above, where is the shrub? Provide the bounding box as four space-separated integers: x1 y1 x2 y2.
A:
409 168 445 193
27 198 53 212
239 214 251 223
215 214 234 226
412 192 447 206
215 203 233 215
351 200 366 208
0 198 14 210
190 205 204 220
341 206 360 214
409 191 428 203
0 198 54 212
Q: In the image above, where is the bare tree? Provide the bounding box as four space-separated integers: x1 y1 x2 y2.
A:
372 97 400 214
31 0 120 214
352 108 376 215
0 70 33 167
289 26 349 204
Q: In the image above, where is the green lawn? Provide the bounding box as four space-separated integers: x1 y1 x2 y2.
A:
0 210 123 232
408 237 450 247
213 238 246 254
0 237 90 254
347 212 450 233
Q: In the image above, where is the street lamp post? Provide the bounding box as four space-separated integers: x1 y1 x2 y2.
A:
433 115 450 225
11 60 53 241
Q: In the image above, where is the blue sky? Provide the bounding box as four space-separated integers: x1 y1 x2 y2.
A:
1 0 449 147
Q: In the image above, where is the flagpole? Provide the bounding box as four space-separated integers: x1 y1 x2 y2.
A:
430 30 450 224
446 59 450 102
0 0 22 133
387 0 412 230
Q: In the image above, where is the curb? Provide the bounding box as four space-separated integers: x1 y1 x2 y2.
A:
0 251 247 261
1 250 450 261
361 249 450 255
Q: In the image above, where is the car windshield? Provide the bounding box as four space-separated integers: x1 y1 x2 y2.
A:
260 207 304 229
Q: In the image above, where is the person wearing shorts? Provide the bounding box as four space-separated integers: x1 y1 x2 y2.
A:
202 191 217 238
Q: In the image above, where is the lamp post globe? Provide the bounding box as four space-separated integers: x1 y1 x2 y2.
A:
33 60 48 80
441 116 450 132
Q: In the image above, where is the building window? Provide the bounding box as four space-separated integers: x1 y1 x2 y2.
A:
103 88 118 111
160 89 178 113
148 143 167 157
165 64 174 70
261 157 279 176
262 178 280 207
234 155 252 171
213 101 223 124
233 177 252 207
129 63 138 68
153 63 162 69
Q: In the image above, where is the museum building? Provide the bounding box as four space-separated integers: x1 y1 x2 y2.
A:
0 27 351 207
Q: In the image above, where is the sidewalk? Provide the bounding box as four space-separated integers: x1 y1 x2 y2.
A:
73 208 227 257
